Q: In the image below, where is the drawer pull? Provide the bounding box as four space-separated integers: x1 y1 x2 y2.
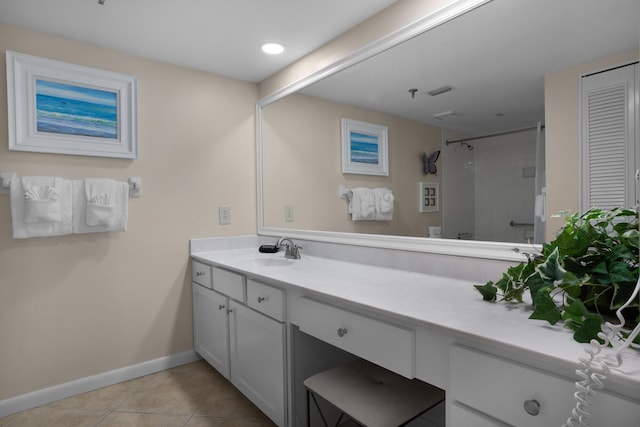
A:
218 304 226 310
523 399 540 416
337 328 348 337
257 296 266 303
196 271 204 277
227 308 234 314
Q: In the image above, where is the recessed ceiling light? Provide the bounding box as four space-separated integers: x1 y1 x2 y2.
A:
262 43 285 55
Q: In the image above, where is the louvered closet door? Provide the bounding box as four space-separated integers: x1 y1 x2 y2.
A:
581 63 638 211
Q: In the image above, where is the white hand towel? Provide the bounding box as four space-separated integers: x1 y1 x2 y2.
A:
10 176 72 239
374 187 394 221
72 179 129 234
350 188 376 221
23 183 61 223
84 178 117 227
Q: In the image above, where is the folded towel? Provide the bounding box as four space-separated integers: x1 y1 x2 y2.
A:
374 187 394 220
23 183 61 223
73 179 129 234
84 178 117 227
10 176 73 239
349 188 376 221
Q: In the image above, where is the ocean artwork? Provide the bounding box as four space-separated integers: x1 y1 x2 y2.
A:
35 79 118 139
349 131 379 164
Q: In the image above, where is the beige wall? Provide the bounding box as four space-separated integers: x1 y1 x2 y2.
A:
0 23 257 400
263 94 442 236
544 50 638 241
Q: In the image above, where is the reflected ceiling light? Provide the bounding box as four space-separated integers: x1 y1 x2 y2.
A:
262 43 285 55
433 110 459 120
427 86 452 96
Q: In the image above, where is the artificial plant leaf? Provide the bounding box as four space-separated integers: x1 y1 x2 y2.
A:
475 281 498 301
608 261 637 283
572 314 603 343
610 281 640 309
562 299 589 324
529 291 562 325
525 273 546 305
536 247 565 285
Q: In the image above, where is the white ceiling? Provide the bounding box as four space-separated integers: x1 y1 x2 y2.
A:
301 0 640 135
0 0 397 82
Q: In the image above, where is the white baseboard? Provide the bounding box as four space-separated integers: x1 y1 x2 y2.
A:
0 350 201 418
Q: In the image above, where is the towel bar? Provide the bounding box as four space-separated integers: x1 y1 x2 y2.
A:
0 173 142 198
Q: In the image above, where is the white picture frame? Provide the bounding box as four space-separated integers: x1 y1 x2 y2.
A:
341 118 388 176
6 51 137 159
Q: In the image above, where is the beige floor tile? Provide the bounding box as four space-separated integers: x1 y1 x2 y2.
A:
186 416 276 427
95 411 190 427
0 407 108 427
46 378 143 410
195 385 265 419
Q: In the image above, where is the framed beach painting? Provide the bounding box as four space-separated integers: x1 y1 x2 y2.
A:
6 51 137 159
341 118 388 176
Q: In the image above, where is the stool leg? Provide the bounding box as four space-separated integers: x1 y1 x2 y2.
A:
308 390 330 427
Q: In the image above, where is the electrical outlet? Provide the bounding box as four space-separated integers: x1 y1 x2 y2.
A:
284 205 295 222
219 206 231 225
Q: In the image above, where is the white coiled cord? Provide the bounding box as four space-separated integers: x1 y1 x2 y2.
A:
563 278 640 427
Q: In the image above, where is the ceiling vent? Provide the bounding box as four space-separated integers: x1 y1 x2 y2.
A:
427 86 452 96
433 110 459 120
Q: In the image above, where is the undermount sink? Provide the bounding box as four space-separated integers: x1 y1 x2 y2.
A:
249 257 295 267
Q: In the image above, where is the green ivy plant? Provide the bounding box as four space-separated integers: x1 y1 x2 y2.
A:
475 207 640 345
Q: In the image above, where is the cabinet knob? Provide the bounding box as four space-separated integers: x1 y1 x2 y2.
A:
227 308 234 314
337 328 348 337
257 296 266 303
218 304 226 310
196 271 204 277
523 399 540 416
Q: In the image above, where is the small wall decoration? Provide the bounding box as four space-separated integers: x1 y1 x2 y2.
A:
421 150 440 174
6 51 137 159
341 118 388 176
419 182 439 212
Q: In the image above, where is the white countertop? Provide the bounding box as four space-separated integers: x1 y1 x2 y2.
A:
191 247 640 397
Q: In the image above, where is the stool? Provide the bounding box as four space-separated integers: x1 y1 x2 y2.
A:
304 359 445 427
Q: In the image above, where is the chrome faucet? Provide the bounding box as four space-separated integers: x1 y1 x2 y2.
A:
277 237 302 259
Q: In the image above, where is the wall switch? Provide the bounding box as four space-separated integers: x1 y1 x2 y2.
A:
284 205 295 222
219 206 231 225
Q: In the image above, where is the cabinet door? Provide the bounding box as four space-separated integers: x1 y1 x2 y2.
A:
229 300 285 427
192 283 230 378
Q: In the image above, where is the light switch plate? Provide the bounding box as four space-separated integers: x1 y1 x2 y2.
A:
284 205 294 222
219 206 231 225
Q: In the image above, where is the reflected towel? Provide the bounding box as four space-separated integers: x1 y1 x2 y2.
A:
349 188 376 221
10 176 72 239
374 187 394 220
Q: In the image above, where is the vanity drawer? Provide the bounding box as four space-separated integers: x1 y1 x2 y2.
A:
295 297 415 378
450 345 575 426
449 345 640 427
212 266 245 301
192 261 212 288
247 279 285 322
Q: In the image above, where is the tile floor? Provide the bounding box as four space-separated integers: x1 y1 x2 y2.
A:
0 360 276 427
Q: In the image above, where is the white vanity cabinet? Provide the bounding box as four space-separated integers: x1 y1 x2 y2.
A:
192 282 231 377
191 261 286 426
449 345 640 427
229 299 285 426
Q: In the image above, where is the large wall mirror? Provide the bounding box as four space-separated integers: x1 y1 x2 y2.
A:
257 0 639 260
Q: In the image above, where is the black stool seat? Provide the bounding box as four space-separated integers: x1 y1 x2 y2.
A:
304 359 445 427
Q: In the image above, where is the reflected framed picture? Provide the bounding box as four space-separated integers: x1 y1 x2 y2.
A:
6 51 137 159
341 118 388 176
